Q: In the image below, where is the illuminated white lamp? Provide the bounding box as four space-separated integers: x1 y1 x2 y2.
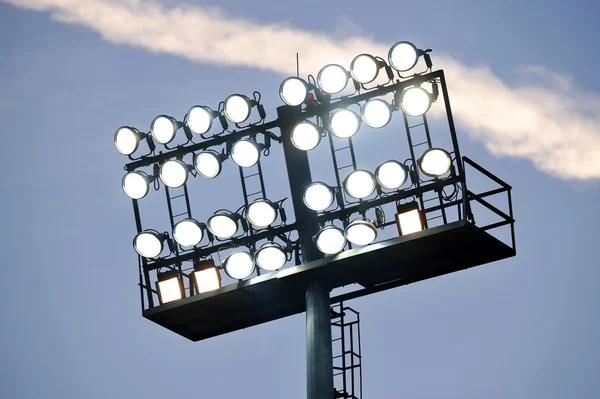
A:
350 54 380 84
194 150 222 179
419 148 452 177
156 270 184 304
291 121 321 151
151 115 179 144
246 199 277 228
315 226 346 255
330 109 361 138
122 171 152 199
114 126 143 155
133 230 164 259
279 77 308 106
375 160 408 190
362 99 392 128
173 218 203 247
193 259 222 294
159 159 189 188
224 251 255 279
185 105 216 135
224 94 253 124
317 64 349 94
207 210 239 239
388 41 419 72
255 242 287 271
231 139 261 168
395 202 423 236
400 87 432 117
345 218 377 246
344 170 376 199
303 182 334 212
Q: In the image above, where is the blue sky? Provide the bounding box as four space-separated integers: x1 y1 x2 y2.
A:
1 1 599 398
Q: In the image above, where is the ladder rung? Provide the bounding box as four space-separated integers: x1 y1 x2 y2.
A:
337 165 353 170
244 172 259 178
423 197 438 202
169 193 186 200
172 212 189 218
334 146 350 152
332 337 342 342
409 123 424 128
413 141 429 147
427 215 443 221
333 372 344 377
246 191 263 197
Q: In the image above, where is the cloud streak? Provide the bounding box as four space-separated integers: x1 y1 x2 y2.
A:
5 0 600 180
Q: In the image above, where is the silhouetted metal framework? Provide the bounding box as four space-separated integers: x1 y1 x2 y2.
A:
331 303 362 399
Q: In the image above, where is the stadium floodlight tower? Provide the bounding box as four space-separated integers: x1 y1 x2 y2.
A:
115 41 516 399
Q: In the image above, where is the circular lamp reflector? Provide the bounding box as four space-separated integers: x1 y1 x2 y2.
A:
194 151 221 179
317 64 348 94
362 99 392 128
231 139 260 168
207 211 238 239
419 148 452 177
159 159 188 188
151 115 178 144
291 122 321 151
122 171 150 199
303 182 334 212
246 199 277 228
345 219 377 246
400 87 432 117
350 54 379 84
376 161 408 190
224 251 255 279
280 77 308 106
134 231 163 259
330 109 361 138
185 106 213 135
344 170 376 199
224 94 251 123
388 41 419 72
256 242 286 271
114 127 140 155
173 218 203 247
315 226 346 255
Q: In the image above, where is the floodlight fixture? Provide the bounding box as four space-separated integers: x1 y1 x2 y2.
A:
291 121 322 151
193 259 222 294
375 160 408 190
159 159 190 188
194 150 223 179
156 270 184 304
231 138 262 168
224 94 257 124
173 218 204 247
317 64 350 94
223 251 255 280
345 218 377 246
395 202 424 236
344 170 376 199
114 126 146 156
314 226 346 255
279 77 308 106
185 105 218 135
151 115 180 145
255 242 287 271
207 210 239 239
350 54 383 84
122 171 153 199
330 109 361 138
362 99 392 128
419 148 452 177
134 230 166 259
303 182 335 212
388 41 420 72
246 199 278 229
399 86 433 117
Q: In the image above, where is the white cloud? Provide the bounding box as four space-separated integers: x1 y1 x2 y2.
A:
4 0 600 180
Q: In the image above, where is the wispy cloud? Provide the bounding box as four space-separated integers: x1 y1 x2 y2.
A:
5 0 600 180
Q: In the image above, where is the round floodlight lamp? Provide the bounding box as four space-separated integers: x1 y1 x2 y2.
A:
246 199 277 228
303 182 334 212
122 171 151 200
151 115 178 144
224 251 255 279
194 150 222 179
207 210 239 239
159 159 189 188
291 122 321 151
350 54 379 84
315 226 346 255
317 64 349 94
375 160 408 190
388 41 419 72
231 139 260 168
256 242 287 271
173 218 203 247
279 77 308 106
345 218 377 246
114 126 142 155
185 106 214 135
224 94 252 123
362 99 392 128
419 148 452 177
134 231 163 259
400 87 432 117
344 170 376 199
330 109 361 138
